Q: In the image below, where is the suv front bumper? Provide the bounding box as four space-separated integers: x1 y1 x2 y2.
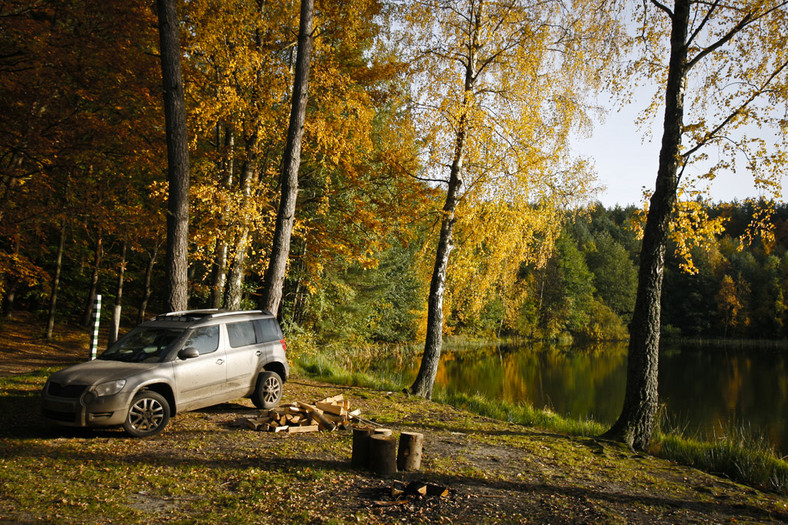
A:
41 383 132 428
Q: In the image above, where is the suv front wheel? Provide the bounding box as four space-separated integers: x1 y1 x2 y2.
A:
123 390 171 437
252 371 282 409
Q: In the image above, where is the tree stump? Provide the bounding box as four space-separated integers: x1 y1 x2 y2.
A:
372 428 392 437
397 431 423 471
351 427 374 469
369 434 398 476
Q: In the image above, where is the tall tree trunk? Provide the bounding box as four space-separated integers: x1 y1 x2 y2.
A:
211 125 235 309
157 0 190 312
260 0 314 316
225 229 249 310
225 159 255 311
410 2 481 399
109 241 127 345
211 239 229 309
137 242 161 324
46 221 67 339
2 231 21 319
603 0 689 451
2 277 17 319
81 234 103 327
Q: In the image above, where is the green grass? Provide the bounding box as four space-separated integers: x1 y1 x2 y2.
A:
654 427 788 493
433 391 608 437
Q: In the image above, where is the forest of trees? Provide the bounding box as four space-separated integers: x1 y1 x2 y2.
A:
3 0 788 452
1 0 787 348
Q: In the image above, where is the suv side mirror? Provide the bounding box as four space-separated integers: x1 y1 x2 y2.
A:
178 347 200 360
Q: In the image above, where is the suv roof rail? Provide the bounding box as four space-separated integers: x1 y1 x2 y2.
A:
154 309 275 321
208 309 269 319
158 309 220 318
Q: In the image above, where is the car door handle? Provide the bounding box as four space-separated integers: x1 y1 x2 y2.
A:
255 351 262 356
216 359 224 365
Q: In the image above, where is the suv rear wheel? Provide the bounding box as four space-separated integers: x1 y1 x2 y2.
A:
123 390 170 437
252 371 282 409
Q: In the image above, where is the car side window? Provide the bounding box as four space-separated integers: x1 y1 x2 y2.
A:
184 326 219 355
226 321 256 348
255 318 281 343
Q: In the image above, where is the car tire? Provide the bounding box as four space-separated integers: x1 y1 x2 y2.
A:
123 390 170 437
252 371 283 409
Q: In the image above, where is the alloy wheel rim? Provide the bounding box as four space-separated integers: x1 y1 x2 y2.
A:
263 377 281 403
129 397 164 431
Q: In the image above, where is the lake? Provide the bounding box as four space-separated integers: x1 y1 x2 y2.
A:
405 342 787 455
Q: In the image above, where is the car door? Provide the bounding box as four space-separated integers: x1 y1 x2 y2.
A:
171 325 227 411
224 320 258 395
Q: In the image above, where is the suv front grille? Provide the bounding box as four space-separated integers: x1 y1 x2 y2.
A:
43 409 77 422
47 382 88 398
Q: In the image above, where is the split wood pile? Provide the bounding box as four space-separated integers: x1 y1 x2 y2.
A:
236 394 362 433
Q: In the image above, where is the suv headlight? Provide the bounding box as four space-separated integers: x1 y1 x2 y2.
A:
94 379 127 397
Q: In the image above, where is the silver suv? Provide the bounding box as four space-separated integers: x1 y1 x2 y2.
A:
41 310 289 437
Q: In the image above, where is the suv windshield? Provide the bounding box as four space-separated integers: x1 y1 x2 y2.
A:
99 327 184 363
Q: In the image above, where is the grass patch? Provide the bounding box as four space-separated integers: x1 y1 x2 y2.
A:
653 428 788 493
433 390 607 438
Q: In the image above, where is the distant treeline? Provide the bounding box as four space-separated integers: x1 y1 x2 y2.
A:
264 200 788 345
501 201 788 342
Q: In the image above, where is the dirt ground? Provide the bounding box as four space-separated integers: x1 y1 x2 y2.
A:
2 313 788 524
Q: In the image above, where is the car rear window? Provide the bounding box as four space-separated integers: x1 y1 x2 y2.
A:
255 318 281 343
226 321 256 348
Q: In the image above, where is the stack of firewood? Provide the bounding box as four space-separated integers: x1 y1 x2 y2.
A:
237 394 364 433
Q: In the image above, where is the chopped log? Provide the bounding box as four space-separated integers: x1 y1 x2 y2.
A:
286 424 319 434
351 427 374 469
373 428 392 437
296 401 336 431
317 394 344 404
348 408 361 417
272 425 289 433
316 401 347 417
369 434 397 476
323 412 346 425
397 432 423 471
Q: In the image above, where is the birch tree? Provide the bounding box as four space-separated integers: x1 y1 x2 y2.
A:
400 0 619 398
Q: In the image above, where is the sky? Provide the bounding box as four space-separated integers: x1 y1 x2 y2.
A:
575 95 785 209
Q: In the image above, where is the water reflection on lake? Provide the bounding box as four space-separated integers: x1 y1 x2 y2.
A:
407 342 787 455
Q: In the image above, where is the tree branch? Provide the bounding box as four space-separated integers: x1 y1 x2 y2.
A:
682 56 788 161
650 0 674 17
686 10 753 71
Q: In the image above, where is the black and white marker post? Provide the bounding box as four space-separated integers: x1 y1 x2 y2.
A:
89 294 102 360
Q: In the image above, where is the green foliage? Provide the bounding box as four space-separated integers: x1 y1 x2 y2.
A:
585 232 638 321
514 219 637 342
663 202 788 339
287 240 423 346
